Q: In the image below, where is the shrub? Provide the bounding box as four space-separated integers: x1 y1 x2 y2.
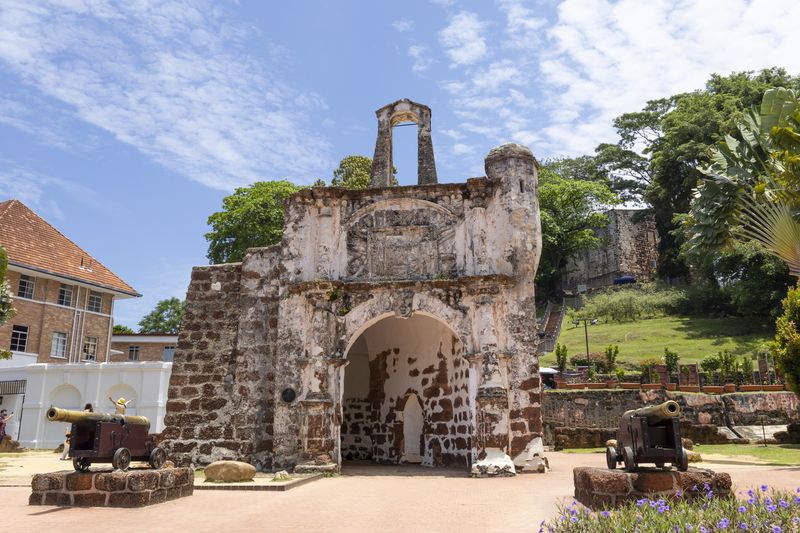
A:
604 344 619 372
569 284 683 323
663 347 680 374
638 357 662 383
771 283 800 399
540 485 800 532
614 367 625 382
700 354 721 373
555 343 568 373
740 355 755 384
570 352 606 372
718 350 738 383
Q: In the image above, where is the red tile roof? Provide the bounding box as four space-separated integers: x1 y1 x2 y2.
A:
0 199 139 296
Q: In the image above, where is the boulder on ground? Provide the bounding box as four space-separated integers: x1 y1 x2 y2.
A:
681 437 694 450
0 435 21 452
204 460 256 482
272 470 291 481
687 450 702 463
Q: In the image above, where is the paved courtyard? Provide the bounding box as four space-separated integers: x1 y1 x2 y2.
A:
2 452 799 533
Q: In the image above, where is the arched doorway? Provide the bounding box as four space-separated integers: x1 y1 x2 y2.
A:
340 313 472 468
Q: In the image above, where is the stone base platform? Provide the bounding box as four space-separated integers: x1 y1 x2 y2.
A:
30 467 194 507
574 467 731 510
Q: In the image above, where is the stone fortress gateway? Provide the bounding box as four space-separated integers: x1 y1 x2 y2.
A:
162 99 547 475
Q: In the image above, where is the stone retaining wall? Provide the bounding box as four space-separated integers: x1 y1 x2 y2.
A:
29 467 193 507
574 466 732 510
544 389 799 447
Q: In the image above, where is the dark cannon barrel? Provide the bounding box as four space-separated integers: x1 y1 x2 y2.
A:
46 406 151 430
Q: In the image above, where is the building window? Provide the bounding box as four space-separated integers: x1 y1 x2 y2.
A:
17 275 35 299
83 336 98 361
10 325 28 352
163 346 176 362
51 332 67 358
58 284 73 306
128 345 140 361
87 291 102 313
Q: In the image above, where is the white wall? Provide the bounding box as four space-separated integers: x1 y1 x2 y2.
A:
3 361 172 448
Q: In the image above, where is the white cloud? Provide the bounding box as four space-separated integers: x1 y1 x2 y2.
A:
537 0 800 155
0 1 333 190
392 19 414 32
408 44 434 74
452 143 473 155
439 12 488 67
496 0 545 50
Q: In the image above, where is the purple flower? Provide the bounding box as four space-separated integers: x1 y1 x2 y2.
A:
761 485 769 492
771 526 781 533
748 489 755 497
748 498 755 505
739 523 747 530
767 504 777 512
570 516 577 523
794 496 800 504
636 498 647 507
700 526 708 533
738 505 747 513
676 489 682 497
719 518 730 529
780 499 789 508
706 491 714 499
687 526 693 531
601 511 610 518
793 517 800 525
692 485 699 492
704 483 711 491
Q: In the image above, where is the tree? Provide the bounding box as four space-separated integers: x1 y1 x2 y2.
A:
205 180 302 264
771 285 800 398
113 324 136 334
0 246 15 360
536 164 620 298
329 155 397 189
138 298 185 334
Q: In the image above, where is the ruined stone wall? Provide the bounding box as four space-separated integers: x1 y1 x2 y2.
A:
564 210 659 290
163 142 545 474
161 248 282 470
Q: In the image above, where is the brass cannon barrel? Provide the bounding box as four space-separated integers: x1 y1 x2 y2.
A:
622 400 681 425
46 406 151 430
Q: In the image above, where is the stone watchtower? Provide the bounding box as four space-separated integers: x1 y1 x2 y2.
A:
161 100 547 476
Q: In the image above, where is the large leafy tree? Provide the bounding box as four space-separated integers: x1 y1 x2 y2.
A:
687 87 800 397
206 180 302 264
0 246 15 360
138 297 185 334
113 324 136 334
536 164 620 298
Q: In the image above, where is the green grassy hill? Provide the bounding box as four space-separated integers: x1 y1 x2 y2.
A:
540 315 773 368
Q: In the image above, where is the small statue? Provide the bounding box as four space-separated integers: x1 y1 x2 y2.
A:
109 396 133 415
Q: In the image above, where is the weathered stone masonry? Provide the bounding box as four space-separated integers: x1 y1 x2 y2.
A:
162 100 547 476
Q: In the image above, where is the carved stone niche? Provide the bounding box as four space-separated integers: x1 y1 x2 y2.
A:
346 205 456 280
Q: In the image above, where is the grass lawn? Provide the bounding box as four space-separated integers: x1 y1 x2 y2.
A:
541 315 773 368
694 444 800 465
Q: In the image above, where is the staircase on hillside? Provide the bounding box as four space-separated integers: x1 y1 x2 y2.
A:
536 299 565 355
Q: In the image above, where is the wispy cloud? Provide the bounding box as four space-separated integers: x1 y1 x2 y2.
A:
408 45 434 74
0 162 98 220
0 1 333 190
439 12 488 67
392 19 414 32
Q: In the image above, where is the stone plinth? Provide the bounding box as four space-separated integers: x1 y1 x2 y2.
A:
29 467 193 507
573 467 731 510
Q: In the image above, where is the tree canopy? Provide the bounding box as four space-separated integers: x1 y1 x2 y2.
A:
113 324 136 334
536 163 619 298
328 155 397 188
0 246 15 360
138 297 185 334
205 180 302 264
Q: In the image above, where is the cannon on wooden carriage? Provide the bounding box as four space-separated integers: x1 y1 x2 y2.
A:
606 400 688 472
47 406 166 472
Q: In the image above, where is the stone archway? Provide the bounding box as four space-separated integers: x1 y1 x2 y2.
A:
340 313 472 468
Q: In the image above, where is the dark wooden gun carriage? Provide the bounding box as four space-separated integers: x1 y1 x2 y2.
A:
48 407 166 472
606 400 688 472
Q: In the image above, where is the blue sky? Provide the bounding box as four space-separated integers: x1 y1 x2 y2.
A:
1 0 799 327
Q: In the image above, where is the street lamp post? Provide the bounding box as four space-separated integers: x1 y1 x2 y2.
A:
572 318 597 360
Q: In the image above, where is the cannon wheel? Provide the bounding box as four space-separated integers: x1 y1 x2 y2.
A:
606 446 618 469
676 447 689 472
112 447 131 471
655 462 665 469
73 457 91 472
622 446 636 471
149 447 166 469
